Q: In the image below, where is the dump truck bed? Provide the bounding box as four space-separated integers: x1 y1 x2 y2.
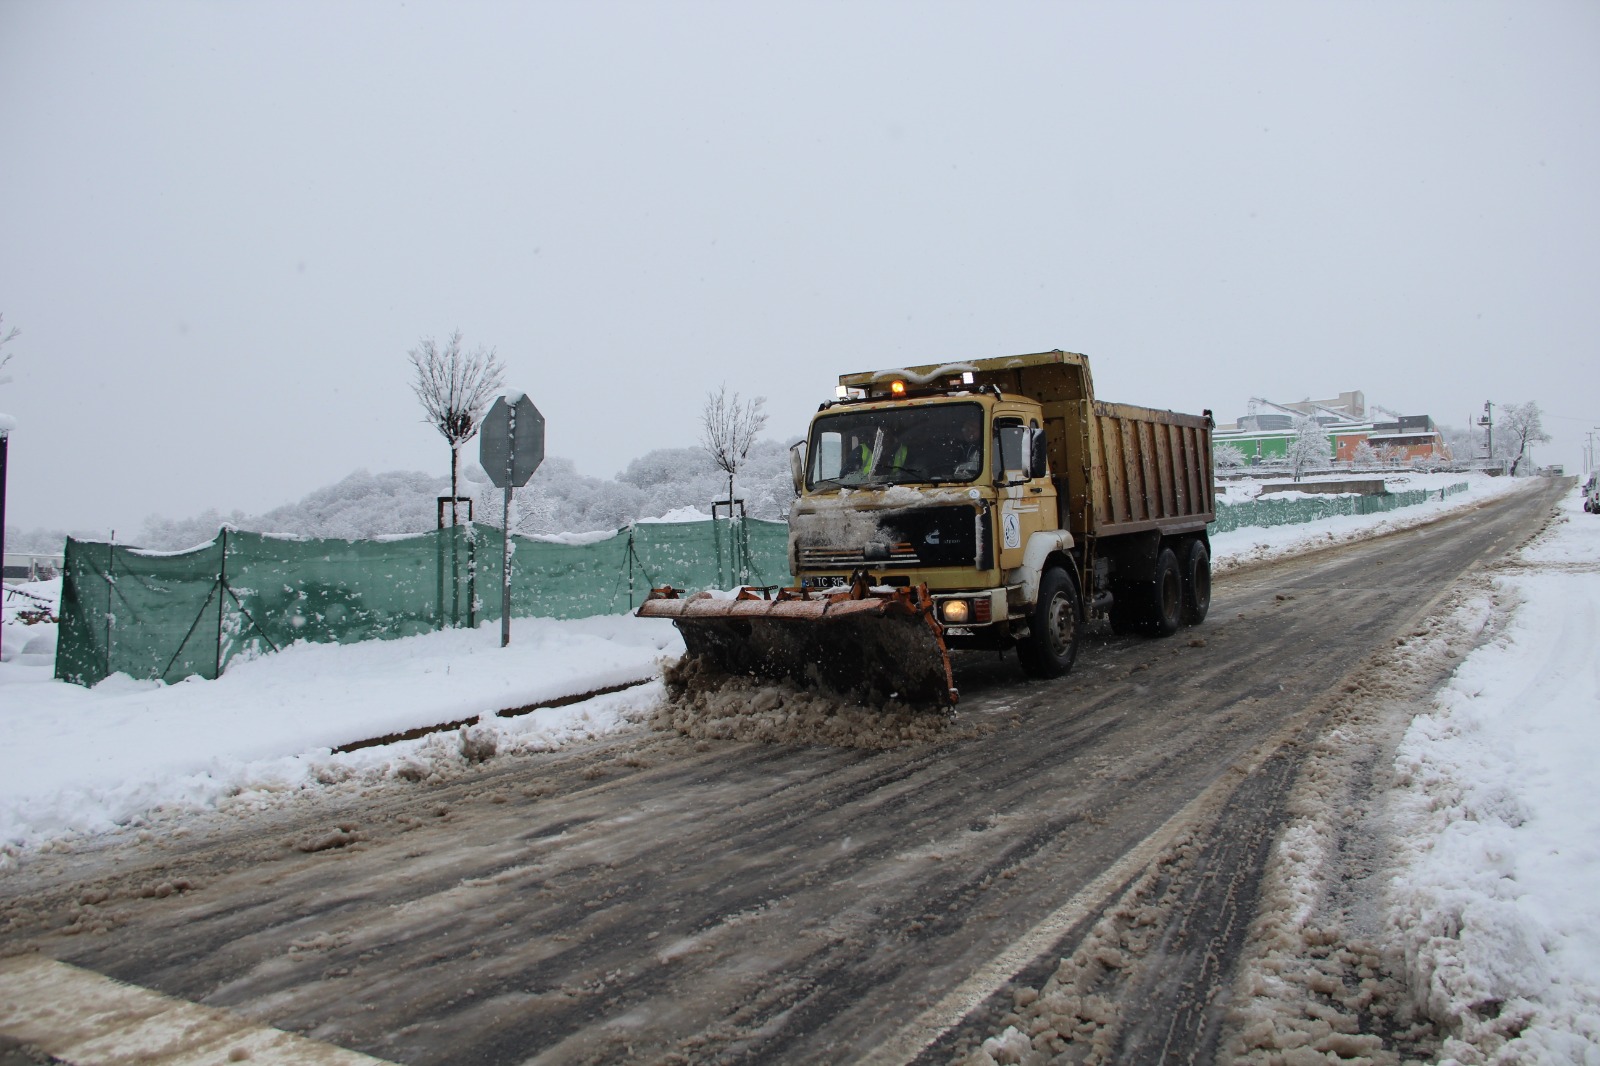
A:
1078 399 1214 537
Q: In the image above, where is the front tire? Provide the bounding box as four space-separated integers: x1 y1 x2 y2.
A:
1018 566 1082 678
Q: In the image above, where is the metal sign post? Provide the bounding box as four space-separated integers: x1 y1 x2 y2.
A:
479 393 544 646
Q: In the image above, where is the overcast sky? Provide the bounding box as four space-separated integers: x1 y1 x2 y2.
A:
2 1 1596 534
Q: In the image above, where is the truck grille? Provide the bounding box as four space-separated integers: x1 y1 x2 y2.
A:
798 543 920 568
792 504 990 571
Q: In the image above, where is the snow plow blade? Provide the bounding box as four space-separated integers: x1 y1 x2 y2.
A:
637 582 958 706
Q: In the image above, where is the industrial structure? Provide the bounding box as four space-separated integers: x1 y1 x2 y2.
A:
1213 390 1452 467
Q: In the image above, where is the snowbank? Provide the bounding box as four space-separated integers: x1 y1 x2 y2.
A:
1210 471 1525 571
1386 485 1600 1061
0 612 682 860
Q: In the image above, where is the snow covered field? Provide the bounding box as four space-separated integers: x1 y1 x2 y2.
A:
0 611 681 858
0 472 1530 861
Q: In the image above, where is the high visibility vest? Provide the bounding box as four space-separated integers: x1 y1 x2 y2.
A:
859 442 908 474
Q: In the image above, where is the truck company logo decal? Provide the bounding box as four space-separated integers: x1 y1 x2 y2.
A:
1003 511 1022 549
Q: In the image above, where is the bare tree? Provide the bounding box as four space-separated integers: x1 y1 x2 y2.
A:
408 330 505 525
1287 414 1330 482
1497 401 1551 476
700 384 768 510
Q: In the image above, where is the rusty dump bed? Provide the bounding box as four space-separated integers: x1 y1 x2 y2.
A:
637 583 958 706
958 351 1213 538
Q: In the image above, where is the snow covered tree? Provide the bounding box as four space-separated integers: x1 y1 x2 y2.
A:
408 331 505 526
493 456 649 536
1350 440 1379 468
700 384 768 512
1287 414 1331 482
138 508 254 550
1213 443 1247 470
1437 422 1478 463
1497 401 1551 475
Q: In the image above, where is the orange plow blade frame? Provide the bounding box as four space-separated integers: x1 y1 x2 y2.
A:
637 583 959 706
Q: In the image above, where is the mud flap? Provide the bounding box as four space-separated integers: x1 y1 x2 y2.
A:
638 585 958 706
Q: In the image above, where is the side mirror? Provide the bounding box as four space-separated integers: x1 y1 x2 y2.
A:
997 426 1028 480
1029 427 1048 478
789 440 807 494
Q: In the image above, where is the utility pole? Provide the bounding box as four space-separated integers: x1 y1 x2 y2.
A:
1479 402 1494 466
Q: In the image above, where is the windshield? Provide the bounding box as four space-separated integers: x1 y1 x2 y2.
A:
807 402 985 489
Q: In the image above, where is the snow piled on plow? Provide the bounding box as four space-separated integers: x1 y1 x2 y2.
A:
654 656 997 749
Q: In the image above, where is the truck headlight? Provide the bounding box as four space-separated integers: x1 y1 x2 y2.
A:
940 599 971 624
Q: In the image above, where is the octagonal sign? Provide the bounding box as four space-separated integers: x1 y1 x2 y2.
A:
479 393 544 488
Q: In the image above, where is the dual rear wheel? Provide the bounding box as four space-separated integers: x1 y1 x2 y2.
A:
1109 538 1210 637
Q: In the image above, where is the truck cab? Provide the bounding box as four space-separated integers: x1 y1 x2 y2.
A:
788 369 1070 658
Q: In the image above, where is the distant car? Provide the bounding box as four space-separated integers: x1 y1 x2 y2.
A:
1585 475 1599 514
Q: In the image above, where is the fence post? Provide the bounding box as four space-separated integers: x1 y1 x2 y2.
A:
738 514 751 586
451 522 461 630
713 514 725 588
467 527 477 629
215 527 228 680
436 528 446 631
104 535 115 681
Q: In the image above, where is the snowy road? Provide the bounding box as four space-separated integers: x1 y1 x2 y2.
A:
0 480 1564 1065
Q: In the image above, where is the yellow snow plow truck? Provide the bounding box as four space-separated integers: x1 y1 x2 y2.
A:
639 350 1216 706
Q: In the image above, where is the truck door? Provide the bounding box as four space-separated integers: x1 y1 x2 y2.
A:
994 415 1053 571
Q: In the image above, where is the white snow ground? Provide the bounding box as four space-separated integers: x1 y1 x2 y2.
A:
1386 485 1600 1062
13 470 1596 1053
0 611 681 858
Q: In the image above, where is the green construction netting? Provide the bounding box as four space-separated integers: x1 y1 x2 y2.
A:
1208 482 1467 534
55 484 1465 687
56 519 793 688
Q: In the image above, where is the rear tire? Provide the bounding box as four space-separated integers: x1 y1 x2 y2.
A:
1180 539 1211 625
1147 547 1183 637
1018 566 1082 678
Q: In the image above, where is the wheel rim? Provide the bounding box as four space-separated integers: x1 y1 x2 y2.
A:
1160 568 1180 621
1047 591 1075 656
